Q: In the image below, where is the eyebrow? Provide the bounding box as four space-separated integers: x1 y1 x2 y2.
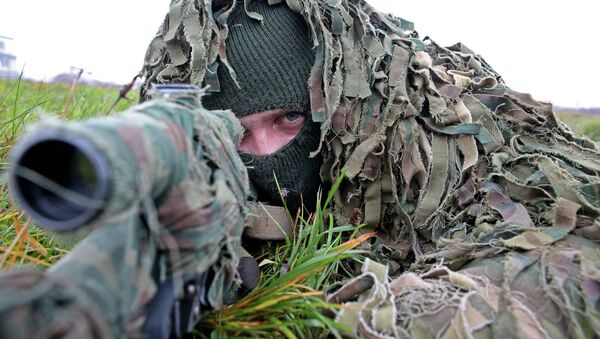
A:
239 109 299 129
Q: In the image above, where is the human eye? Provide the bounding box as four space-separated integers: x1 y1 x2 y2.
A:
284 111 301 122
274 111 305 134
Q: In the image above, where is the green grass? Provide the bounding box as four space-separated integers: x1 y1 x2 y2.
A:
581 121 600 141
200 177 371 337
555 111 600 142
0 77 136 168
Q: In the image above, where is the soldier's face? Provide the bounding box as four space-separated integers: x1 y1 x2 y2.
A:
237 109 306 155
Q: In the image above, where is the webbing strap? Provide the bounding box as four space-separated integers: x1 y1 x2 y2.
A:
243 202 293 240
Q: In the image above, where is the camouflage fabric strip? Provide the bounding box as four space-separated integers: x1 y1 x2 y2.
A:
243 202 294 240
331 249 600 338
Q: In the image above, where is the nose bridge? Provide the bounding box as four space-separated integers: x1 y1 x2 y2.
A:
253 126 278 155
241 125 275 156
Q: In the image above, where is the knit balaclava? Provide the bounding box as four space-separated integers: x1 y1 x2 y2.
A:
202 0 323 214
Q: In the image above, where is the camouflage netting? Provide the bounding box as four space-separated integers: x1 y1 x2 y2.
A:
0 93 249 338
140 0 600 337
138 0 600 337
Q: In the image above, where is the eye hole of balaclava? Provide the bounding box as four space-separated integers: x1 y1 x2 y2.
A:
202 0 323 214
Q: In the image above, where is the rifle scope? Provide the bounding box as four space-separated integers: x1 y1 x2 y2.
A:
9 85 204 232
9 130 111 232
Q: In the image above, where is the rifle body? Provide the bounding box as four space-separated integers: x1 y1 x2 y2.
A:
2 86 249 338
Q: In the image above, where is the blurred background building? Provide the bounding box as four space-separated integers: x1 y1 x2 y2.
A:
0 35 19 79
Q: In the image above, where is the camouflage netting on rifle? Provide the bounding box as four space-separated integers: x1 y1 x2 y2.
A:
0 95 249 338
140 0 600 337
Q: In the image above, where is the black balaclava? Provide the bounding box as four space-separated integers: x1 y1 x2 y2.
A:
202 0 323 214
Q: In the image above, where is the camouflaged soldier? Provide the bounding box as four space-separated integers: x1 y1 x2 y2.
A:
0 0 599 338
141 0 600 338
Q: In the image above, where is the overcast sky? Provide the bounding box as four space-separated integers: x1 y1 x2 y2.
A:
1 0 598 107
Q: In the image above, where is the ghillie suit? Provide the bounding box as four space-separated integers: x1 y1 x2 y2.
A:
141 0 600 337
